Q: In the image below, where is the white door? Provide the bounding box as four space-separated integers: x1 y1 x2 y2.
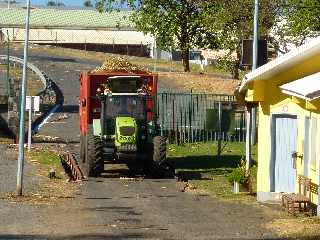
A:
271 114 297 193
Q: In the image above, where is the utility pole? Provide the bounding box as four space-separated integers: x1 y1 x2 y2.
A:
246 0 259 172
7 0 10 9
17 0 31 196
252 0 259 71
6 30 10 96
251 0 258 145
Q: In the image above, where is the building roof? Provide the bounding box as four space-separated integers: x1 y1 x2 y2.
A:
0 8 134 30
239 36 320 93
280 72 320 101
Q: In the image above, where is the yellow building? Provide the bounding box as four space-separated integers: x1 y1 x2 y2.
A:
237 37 320 212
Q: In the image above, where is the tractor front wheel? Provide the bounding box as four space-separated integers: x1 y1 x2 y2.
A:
147 136 174 178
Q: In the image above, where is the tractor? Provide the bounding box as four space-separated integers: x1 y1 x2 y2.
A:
79 68 172 177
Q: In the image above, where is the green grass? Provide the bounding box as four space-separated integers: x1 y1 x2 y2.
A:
168 142 257 201
27 150 64 179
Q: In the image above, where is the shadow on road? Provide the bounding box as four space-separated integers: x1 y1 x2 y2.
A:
29 55 77 63
0 233 148 239
60 105 79 113
0 234 319 240
169 154 241 180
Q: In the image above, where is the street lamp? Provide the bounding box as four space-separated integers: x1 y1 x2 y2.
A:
17 0 31 196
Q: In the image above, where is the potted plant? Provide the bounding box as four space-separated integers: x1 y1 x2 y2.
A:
227 167 247 194
228 159 250 193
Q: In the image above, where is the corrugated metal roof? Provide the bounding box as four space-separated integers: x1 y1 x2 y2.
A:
280 72 320 101
0 8 134 30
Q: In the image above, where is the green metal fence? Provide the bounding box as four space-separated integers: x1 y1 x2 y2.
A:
157 92 246 144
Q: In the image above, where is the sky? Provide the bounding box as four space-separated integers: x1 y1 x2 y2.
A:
31 0 84 6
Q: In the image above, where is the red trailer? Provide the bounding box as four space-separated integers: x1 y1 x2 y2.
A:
78 70 171 177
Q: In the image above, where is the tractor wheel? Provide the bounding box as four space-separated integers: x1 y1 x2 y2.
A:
86 128 104 177
147 136 174 178
153 136 167 166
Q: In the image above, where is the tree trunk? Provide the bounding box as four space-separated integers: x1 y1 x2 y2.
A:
181 48 190 72
232 50 241 80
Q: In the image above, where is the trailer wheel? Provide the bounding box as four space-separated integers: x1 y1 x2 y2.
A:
147 136 174 178
86 128 104 177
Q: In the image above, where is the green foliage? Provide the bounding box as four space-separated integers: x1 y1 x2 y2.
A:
46 0 65 7
28 150 60 166
84 0 93 7
272 0 320 53
227 168 246 185
215 55 239 79
227 159 247 184
202 0 282 78
96 0 219 72
28 150 64 179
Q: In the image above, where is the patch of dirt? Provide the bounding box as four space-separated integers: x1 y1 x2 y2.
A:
1 143 81 206
159 72 239 94
265 217 320 238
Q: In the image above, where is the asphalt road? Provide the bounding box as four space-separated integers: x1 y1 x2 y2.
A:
0 46 279 240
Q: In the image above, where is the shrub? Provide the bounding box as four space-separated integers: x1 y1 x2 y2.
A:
227 168 246 185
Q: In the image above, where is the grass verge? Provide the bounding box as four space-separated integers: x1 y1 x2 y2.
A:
168 142 257 201
27 148 65 180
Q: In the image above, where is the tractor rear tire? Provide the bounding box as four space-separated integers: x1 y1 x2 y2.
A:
86 128 104 177
147 136 174 178
153 136 167 166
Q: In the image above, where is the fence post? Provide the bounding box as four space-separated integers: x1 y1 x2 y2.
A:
245 106 252 172
217 101 222 160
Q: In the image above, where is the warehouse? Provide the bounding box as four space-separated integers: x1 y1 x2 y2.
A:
0 8 155 57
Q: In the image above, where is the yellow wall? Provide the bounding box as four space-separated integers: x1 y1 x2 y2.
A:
246 53 320 203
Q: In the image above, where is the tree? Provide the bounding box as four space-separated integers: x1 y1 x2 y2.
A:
271 0 320 53
202 0 282 79
47 0 56 6
84 0 93 7
47 0 65 7
96 0 218 72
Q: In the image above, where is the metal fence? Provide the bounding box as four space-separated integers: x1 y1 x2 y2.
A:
157 92 246 144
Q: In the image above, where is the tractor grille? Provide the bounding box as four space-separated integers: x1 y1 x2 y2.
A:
120 126 135 136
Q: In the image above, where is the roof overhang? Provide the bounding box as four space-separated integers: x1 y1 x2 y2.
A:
238 36 320 93
280 72 320 101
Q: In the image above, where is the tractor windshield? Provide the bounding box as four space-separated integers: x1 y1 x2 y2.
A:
105 95 146 120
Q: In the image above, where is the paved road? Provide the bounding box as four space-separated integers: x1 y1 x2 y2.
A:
0 47 279 239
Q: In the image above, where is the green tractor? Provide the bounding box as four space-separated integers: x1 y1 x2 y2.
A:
79 72 173 178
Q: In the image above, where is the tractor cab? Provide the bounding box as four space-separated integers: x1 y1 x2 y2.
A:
94 76 155 153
